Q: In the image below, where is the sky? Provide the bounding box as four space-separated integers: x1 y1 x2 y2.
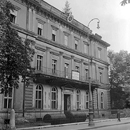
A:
44 0 130 53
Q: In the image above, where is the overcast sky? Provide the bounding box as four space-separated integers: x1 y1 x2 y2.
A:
44 0 130 53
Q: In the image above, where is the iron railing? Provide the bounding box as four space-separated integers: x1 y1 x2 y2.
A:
34 66 100 84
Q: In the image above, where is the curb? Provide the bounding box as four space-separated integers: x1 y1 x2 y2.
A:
16 118 130 130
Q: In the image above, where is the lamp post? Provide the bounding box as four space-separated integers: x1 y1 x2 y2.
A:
87 18 100 29
88 58 94 126
88 18 100 126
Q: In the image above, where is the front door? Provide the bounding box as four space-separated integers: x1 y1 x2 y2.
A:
64 94 71 111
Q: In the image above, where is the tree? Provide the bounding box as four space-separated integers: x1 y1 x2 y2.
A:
63 1 72 14
0 0 35 94
121 0 130 6
108 50 130 109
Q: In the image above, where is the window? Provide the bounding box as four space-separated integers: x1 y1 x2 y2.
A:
37 23 43 36
10 10 17 24
86 91 89 109
101 92 104 109
4 87 13 109
35 85 43 109
99 72 102 83
64 63 69 78
64 35 68 46
85 69 89 80
98 47 102 59
84 43 89 55
77 90 80 110
52 59 57 74
75 40 78 50
51 87 58 109
75 66 79 72
52 29 56 41
37 55 43 71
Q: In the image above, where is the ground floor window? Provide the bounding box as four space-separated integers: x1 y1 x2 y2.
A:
35 85 43 109
4 87 13 109
51 87 58 109
101 92 104 109
86 91 89 109
77 90 80 110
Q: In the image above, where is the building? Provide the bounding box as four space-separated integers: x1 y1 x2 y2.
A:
0 0 110 121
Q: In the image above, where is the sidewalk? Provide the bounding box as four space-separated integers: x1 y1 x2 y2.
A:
16 117 130 130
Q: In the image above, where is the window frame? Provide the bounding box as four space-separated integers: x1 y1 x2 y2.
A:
36 55 43 71
74 39 78 50
51 87 58 109
76 90 80 110
101 92 104 109
86 91 89 109
3 87 13 109
84 42 89 55
64 63 69 78
10 10 17 24
35 85 43 109
52 59 57 74
37 23 43 36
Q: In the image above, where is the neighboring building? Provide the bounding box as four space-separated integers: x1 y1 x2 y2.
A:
0 0 110 121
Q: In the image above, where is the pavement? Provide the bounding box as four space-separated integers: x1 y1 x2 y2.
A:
16 118 130 130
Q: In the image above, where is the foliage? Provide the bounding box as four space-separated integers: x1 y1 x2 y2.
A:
63 1 72 14
108 50 130 109
0 0 35 93
121 0 130 6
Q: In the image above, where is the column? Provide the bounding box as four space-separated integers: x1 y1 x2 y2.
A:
59 52 63 77
28 8 32 31
32 9 36 32
81 59 84 81
71 56 74 71
46 47 51 74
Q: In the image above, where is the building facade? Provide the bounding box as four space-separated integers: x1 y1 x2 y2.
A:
0 0 110 120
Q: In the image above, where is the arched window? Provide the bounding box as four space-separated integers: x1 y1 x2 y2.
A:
86 91 89 109
35 85 43 109
101 92 104 109
51 87 58 109
77 90 80 110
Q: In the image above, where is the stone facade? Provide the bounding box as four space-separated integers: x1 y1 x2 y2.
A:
0 0 110 123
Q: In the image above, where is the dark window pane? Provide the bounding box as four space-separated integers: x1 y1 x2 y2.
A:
8 99 12 108
4 99 7 108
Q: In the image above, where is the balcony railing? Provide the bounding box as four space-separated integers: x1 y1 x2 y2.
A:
34 66 100 84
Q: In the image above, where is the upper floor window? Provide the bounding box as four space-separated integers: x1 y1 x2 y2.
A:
35 85 43 109
101 92 104 109
10 10 17 24
52 29 56 41
52 59 57 74
64 63 69 78
77 90 80 110
98 47 102 59
37 55 43 71
86 91 89 109
85 69 89 80
37 23 43 36
75 40 78 50
51 87 58 109
84 43 89 55
4 87 13 109
99 72 102 83
75 66 79 72
64 35 68 46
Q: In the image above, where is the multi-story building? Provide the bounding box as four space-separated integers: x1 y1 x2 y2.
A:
0 0 110 120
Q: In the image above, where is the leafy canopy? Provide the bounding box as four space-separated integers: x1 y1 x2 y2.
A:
0 0 35 93
108 50 130 108
121 0 130 6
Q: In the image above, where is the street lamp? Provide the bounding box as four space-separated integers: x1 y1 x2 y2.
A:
87 19 100 126
87 18 100 29
88 58 94 126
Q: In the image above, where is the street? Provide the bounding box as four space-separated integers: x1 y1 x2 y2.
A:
29 119 130 130
90 123 130 130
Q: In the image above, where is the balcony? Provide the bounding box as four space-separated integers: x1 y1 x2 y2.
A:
34 66 100 86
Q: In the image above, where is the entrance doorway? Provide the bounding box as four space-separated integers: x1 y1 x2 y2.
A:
64 94 71 111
